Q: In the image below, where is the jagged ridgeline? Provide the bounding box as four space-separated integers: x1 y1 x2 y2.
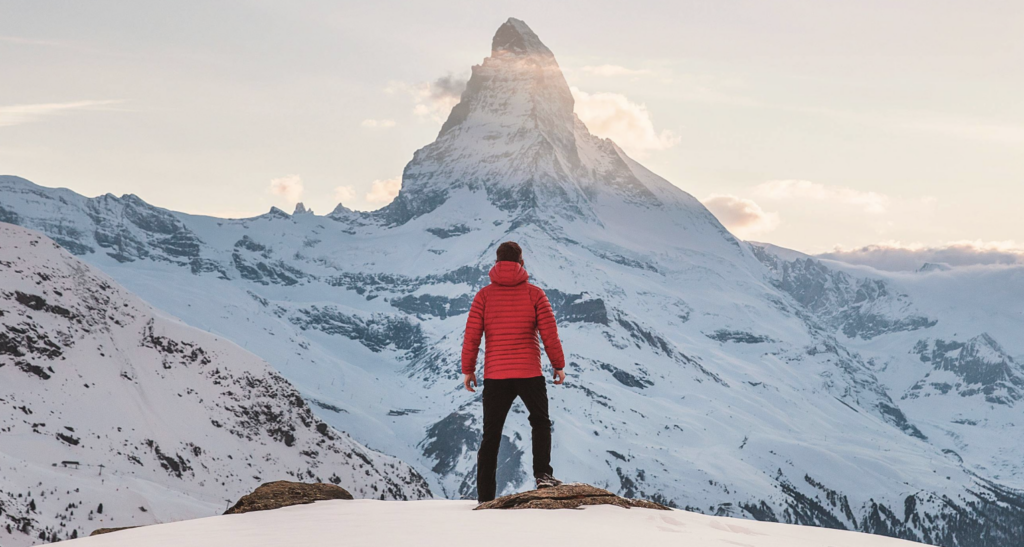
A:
3 17 1024 547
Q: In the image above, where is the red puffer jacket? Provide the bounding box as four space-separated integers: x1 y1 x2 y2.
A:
461 261 565 380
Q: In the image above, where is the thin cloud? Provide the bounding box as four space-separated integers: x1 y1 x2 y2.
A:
0 36 66 47
701 194 780 239
361 119 396 128
365 177 401 205
334 185 356 204
820 241 1024 272
580 65 652 77
754 180 890 214
0 100 122 128
571 87 679 158
763 104 1024 147
268 174 303 204
387 74 467 123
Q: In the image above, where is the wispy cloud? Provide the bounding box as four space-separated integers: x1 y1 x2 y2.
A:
0 100 122 128
364 177 401 205
0 35 66 47
334 185 356 204
571 87 679 158
361 119 396 128
784 105 1024 147
268 174 303 204
820 240 1024 271
753 180 891 214
701 194 780 238
611 73 1024 147
899 117 1024 147
387 74 466 123
579 65 652 77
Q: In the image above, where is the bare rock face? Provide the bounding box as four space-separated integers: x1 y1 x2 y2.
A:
475 483 670 511
224 481 354 515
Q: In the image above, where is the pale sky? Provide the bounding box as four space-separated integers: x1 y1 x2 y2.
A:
2 1 1022 255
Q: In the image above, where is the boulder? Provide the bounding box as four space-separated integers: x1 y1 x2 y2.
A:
224 480 353 515
475 483 671 510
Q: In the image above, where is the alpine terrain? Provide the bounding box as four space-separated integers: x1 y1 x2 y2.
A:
2 18 1023 547
0 223 430 546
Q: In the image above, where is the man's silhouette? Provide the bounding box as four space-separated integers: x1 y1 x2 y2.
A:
462 241 566 503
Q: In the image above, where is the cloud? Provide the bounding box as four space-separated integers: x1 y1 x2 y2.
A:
334 185 356 204
819 241 1024 272
0 36 65 47
0 100 122 128
753 180 890 214
361 119 396 128
268 174 303 203
900 117 1024 147
701 194 780 238
580 65 652 77
365 177 401 205
570 87 679 158
388 74 467 123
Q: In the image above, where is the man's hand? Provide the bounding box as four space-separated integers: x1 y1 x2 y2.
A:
463 373 478 392
553 369 566 385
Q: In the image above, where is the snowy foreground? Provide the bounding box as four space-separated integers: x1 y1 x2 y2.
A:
68 501 926 547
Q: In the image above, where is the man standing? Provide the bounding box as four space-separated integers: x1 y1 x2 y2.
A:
462 241 566 503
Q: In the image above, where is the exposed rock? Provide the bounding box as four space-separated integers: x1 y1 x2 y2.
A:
224 481 353 515
475 483 670 511
90 526 139 536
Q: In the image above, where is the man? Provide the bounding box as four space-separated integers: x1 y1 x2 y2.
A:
462 241 566 503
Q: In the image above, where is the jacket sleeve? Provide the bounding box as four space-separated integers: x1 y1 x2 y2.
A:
534 288 565 370
461 289 486 375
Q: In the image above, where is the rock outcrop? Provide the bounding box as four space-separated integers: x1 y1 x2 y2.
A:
224 481 354 515
475 483 670 511
89 526 139 536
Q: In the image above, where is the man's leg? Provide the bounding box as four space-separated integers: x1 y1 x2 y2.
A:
516 376 553 478
477 378 516 503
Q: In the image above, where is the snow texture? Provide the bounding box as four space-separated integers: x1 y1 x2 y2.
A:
65 499 927 547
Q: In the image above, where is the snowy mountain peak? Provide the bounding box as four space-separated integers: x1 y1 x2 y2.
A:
293 202 312 215
379 17 727 231
436 18 574 143
491 18 553 57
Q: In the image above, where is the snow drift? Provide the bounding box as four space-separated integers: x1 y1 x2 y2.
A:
64 499 929 547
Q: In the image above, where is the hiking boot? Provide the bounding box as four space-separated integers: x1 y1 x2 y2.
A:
535 473 563 489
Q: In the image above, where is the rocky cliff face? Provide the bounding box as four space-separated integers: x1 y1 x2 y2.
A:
0 224 429 546
2 18 1024 547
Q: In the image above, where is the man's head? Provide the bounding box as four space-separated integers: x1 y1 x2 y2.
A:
496 241 523 265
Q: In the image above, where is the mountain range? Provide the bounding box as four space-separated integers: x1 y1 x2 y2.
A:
2 18 1023 547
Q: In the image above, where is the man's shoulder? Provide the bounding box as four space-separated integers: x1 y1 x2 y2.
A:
524 283 547 298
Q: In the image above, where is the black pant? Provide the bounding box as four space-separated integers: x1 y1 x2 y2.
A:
477 376 553 503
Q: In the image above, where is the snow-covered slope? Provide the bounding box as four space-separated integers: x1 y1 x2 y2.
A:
64 499 927 547
751 248 1024 491
2 17 1024 547
0 224 430 546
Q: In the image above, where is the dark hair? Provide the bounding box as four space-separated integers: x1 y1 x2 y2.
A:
496 241 523 263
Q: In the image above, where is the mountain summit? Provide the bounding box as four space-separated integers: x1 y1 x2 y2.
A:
491 17 553 57
381 18 731 261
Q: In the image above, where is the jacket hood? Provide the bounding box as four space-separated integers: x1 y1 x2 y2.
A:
489 261 529 286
